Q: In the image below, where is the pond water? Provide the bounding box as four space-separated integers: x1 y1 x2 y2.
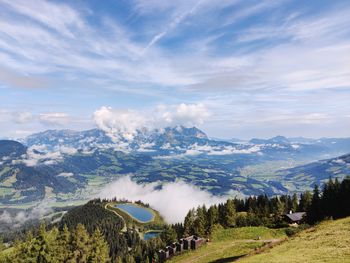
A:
143 231 161 240
115 203 154 223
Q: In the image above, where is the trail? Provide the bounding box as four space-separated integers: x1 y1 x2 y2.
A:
174 239 283 263
105 203 127 232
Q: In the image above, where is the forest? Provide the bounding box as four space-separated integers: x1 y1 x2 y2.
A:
1 176 349 262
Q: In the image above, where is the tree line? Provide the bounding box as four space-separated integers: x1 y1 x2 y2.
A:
3 223 110 263
1 177 349 262
169 177 350 239
59 200 164 262
307 176 350 223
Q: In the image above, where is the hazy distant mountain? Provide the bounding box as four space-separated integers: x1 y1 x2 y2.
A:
2 126 350 205
24 126 213 152
23 127 350 160
278 153 350 191
250 135 290 145
0 140 27 159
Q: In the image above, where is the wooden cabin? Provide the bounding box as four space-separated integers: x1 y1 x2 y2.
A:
190 236 205 250
284 211 306 224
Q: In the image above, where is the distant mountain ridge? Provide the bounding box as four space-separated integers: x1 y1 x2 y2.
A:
278 153 350 191
24 126 214 153
22 127 350 159
0 140 27 159
1 126 350 206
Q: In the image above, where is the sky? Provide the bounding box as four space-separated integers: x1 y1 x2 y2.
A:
0 0 350 139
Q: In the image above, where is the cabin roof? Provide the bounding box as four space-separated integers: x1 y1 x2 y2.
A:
285 212 306 222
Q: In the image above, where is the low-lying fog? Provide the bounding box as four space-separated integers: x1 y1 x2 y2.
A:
98 175 226 223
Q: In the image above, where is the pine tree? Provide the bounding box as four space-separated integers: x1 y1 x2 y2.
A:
69 223 91 263
12 230 38 263
57 225 71 262
207 205 219 232
307 185 322 223
160 225 177 245
193 206 206 236
298 191 312 212
224 199 236 227
183 209 195 236
339 176 350 217
291 193 298 213
88 228 110 263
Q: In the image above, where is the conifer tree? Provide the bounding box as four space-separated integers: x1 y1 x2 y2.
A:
183 209 195 236
57 224 71 262
207 205 219 231
224 199 236 227
193 206 206 236
298 191 312 212
89 228 110 263
160 225 177 245
291 193 298 212
307 185 322 223
69 223 91 263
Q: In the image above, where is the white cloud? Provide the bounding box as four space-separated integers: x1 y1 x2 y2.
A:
13 111 33 124
0 0 350 139
97 175 225 223
207 145 261 155
12 144 78 167
0 198 54 228
142 0 203 52
172 103 211 126
57 172 74 177
93 103 211 141
1 0 85 38
166 143 261 157
39 113 71 126
93 106 148 141
59 146 77 155
0 66 47 88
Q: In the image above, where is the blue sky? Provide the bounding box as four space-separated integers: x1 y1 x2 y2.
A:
0 0 350 139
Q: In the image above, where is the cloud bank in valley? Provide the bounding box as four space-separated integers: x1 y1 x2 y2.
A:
97 175 225 224
93 103 211 141
0 199 54 228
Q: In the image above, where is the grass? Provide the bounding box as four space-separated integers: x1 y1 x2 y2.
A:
168 225 287 263
211 226 286 242
1 173 17 187
240 217 350 263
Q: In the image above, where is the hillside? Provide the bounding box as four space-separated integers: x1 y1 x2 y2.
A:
277 153 350 192
241 217 350 263
168 217 350 263
168 226 287 263
2 128 350 206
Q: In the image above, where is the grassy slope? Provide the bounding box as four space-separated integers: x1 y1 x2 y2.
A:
241 217 350 263
168 226 286 263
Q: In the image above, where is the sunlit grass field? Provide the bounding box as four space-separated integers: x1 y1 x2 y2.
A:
168 226 287 263
241 217 350 263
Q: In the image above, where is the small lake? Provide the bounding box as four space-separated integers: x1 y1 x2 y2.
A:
143 231 161 240
115 203 154 223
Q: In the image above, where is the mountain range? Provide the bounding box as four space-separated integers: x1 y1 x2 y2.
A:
1 126 350 207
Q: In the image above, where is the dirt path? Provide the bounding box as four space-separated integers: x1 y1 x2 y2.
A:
234 238 285 262
105 203 127 232
175 239 283 263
